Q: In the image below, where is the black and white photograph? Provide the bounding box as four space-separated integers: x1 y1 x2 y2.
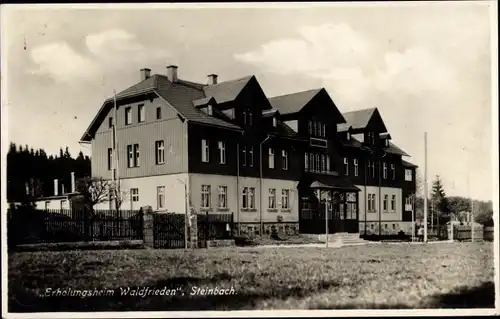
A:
1 2 498 317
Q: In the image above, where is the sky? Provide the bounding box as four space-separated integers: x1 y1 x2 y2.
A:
1 2 497 201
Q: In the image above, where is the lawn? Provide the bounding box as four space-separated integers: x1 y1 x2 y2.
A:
8 242 494 312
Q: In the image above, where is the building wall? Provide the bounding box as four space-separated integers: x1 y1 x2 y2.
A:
34 198 70 211
92 96 188 179
94 173 188 213
356 185 402 222
188 173 299 224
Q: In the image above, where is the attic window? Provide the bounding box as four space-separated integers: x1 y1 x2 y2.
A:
272 117 277 127
207 105 213 116
347 132 351 140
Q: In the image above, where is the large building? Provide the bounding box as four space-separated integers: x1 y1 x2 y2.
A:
80 65 417 236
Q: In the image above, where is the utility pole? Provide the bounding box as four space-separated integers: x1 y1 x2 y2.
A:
471 196 475 243
423 132 428 243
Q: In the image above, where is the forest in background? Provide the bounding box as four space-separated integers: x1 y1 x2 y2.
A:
7 142 91 202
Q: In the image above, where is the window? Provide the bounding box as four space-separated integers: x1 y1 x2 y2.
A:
131 188 139 202
138 104 145 123
125 107 132 125
242 187 255 209
201 185 211 209
304 152 308 171
217 186 227 209
156 107 162 120
155 140 165 164
309 153 315 171
312 121 316 136
405 169 413 181
391 164 395 180
322 124 326 137
384 224 388 229
367 194 372 211
392 223 396 229
383 195 388 211
60 200 67 209
127 144 139 167
326 155 330 172
282 150 288 170
308 121 312 134
242 146 247 166
369 160 375 178
108 117 113 129
218 141 226 164
315 154 320 171
383 162 387 179
344 157 349 176
371 194 376 212
354 159 359 176
249 146 254 167
242 109 252 125
281 189 290 209
127 145 133 167
321 154 325 172
201 139 209 163
157 186 165 209
269 188 276 209
269 148 275 169
134 144 140 167
405 197 413 211
107 148 113 170
391 195 396 211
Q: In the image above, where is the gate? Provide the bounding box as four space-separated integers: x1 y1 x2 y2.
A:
153 213 185 249
197 212 234 248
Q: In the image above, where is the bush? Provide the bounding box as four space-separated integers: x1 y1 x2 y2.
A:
233 236 257 247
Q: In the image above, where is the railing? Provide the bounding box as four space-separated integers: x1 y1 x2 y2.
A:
7 207 143 247
305 167 339 176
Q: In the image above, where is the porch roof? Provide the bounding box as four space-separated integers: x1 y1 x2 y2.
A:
303 175 360 192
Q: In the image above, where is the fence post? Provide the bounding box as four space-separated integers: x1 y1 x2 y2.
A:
190 212 198 249
141 206 154 247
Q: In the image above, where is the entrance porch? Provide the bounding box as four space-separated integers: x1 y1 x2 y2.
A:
299 176 360 234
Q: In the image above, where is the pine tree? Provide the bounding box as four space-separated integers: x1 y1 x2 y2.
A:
431 175 450 223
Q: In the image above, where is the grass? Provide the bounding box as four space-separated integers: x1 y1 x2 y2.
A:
8 242 494 312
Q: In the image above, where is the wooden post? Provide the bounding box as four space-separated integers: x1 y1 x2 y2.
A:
423 132 428 243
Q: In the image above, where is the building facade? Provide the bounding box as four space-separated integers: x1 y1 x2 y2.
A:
81 65 417 236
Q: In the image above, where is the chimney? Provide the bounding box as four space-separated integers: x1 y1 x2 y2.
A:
54 179 59 196
71 172 76 193
166 65 178 82
207 74 218 85
140 68 151 81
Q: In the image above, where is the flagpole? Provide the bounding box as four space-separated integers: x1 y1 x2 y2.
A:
113 90 120 212
423 132 428 243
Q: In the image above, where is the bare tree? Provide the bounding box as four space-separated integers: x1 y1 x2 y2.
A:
75 177 111 211
109 181 128 217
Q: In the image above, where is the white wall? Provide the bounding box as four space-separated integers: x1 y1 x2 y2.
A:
188 174 299 223
94 173 188 213
356 185 402 222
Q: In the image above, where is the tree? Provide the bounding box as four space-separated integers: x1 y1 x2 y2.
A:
447 196 470 216
75 177 111 210
430 175 450 224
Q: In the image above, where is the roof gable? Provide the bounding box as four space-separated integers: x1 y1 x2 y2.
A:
342 107 387 133
268 88 322 115
202 75 253 104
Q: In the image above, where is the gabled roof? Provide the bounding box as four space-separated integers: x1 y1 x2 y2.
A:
268 88 322 115
384 141 410 157
262 108 280 118
402 159 418 168
342 107 377 130
192 97 215 108
337 123 352 132
380 132 392 140
203 75 254 104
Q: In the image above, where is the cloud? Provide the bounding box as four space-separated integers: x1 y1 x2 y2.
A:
234 23 456 107
29 28 169 84
29 42 99 83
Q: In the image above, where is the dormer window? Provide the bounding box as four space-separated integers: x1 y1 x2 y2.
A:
207 104 213 116
272 117 277 127
242 108 252 125
347 132 351 140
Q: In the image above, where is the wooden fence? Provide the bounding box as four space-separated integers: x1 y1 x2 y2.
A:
7 207 143 247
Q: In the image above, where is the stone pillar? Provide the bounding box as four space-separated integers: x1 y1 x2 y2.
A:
142 205 154 247
189 212 198 249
